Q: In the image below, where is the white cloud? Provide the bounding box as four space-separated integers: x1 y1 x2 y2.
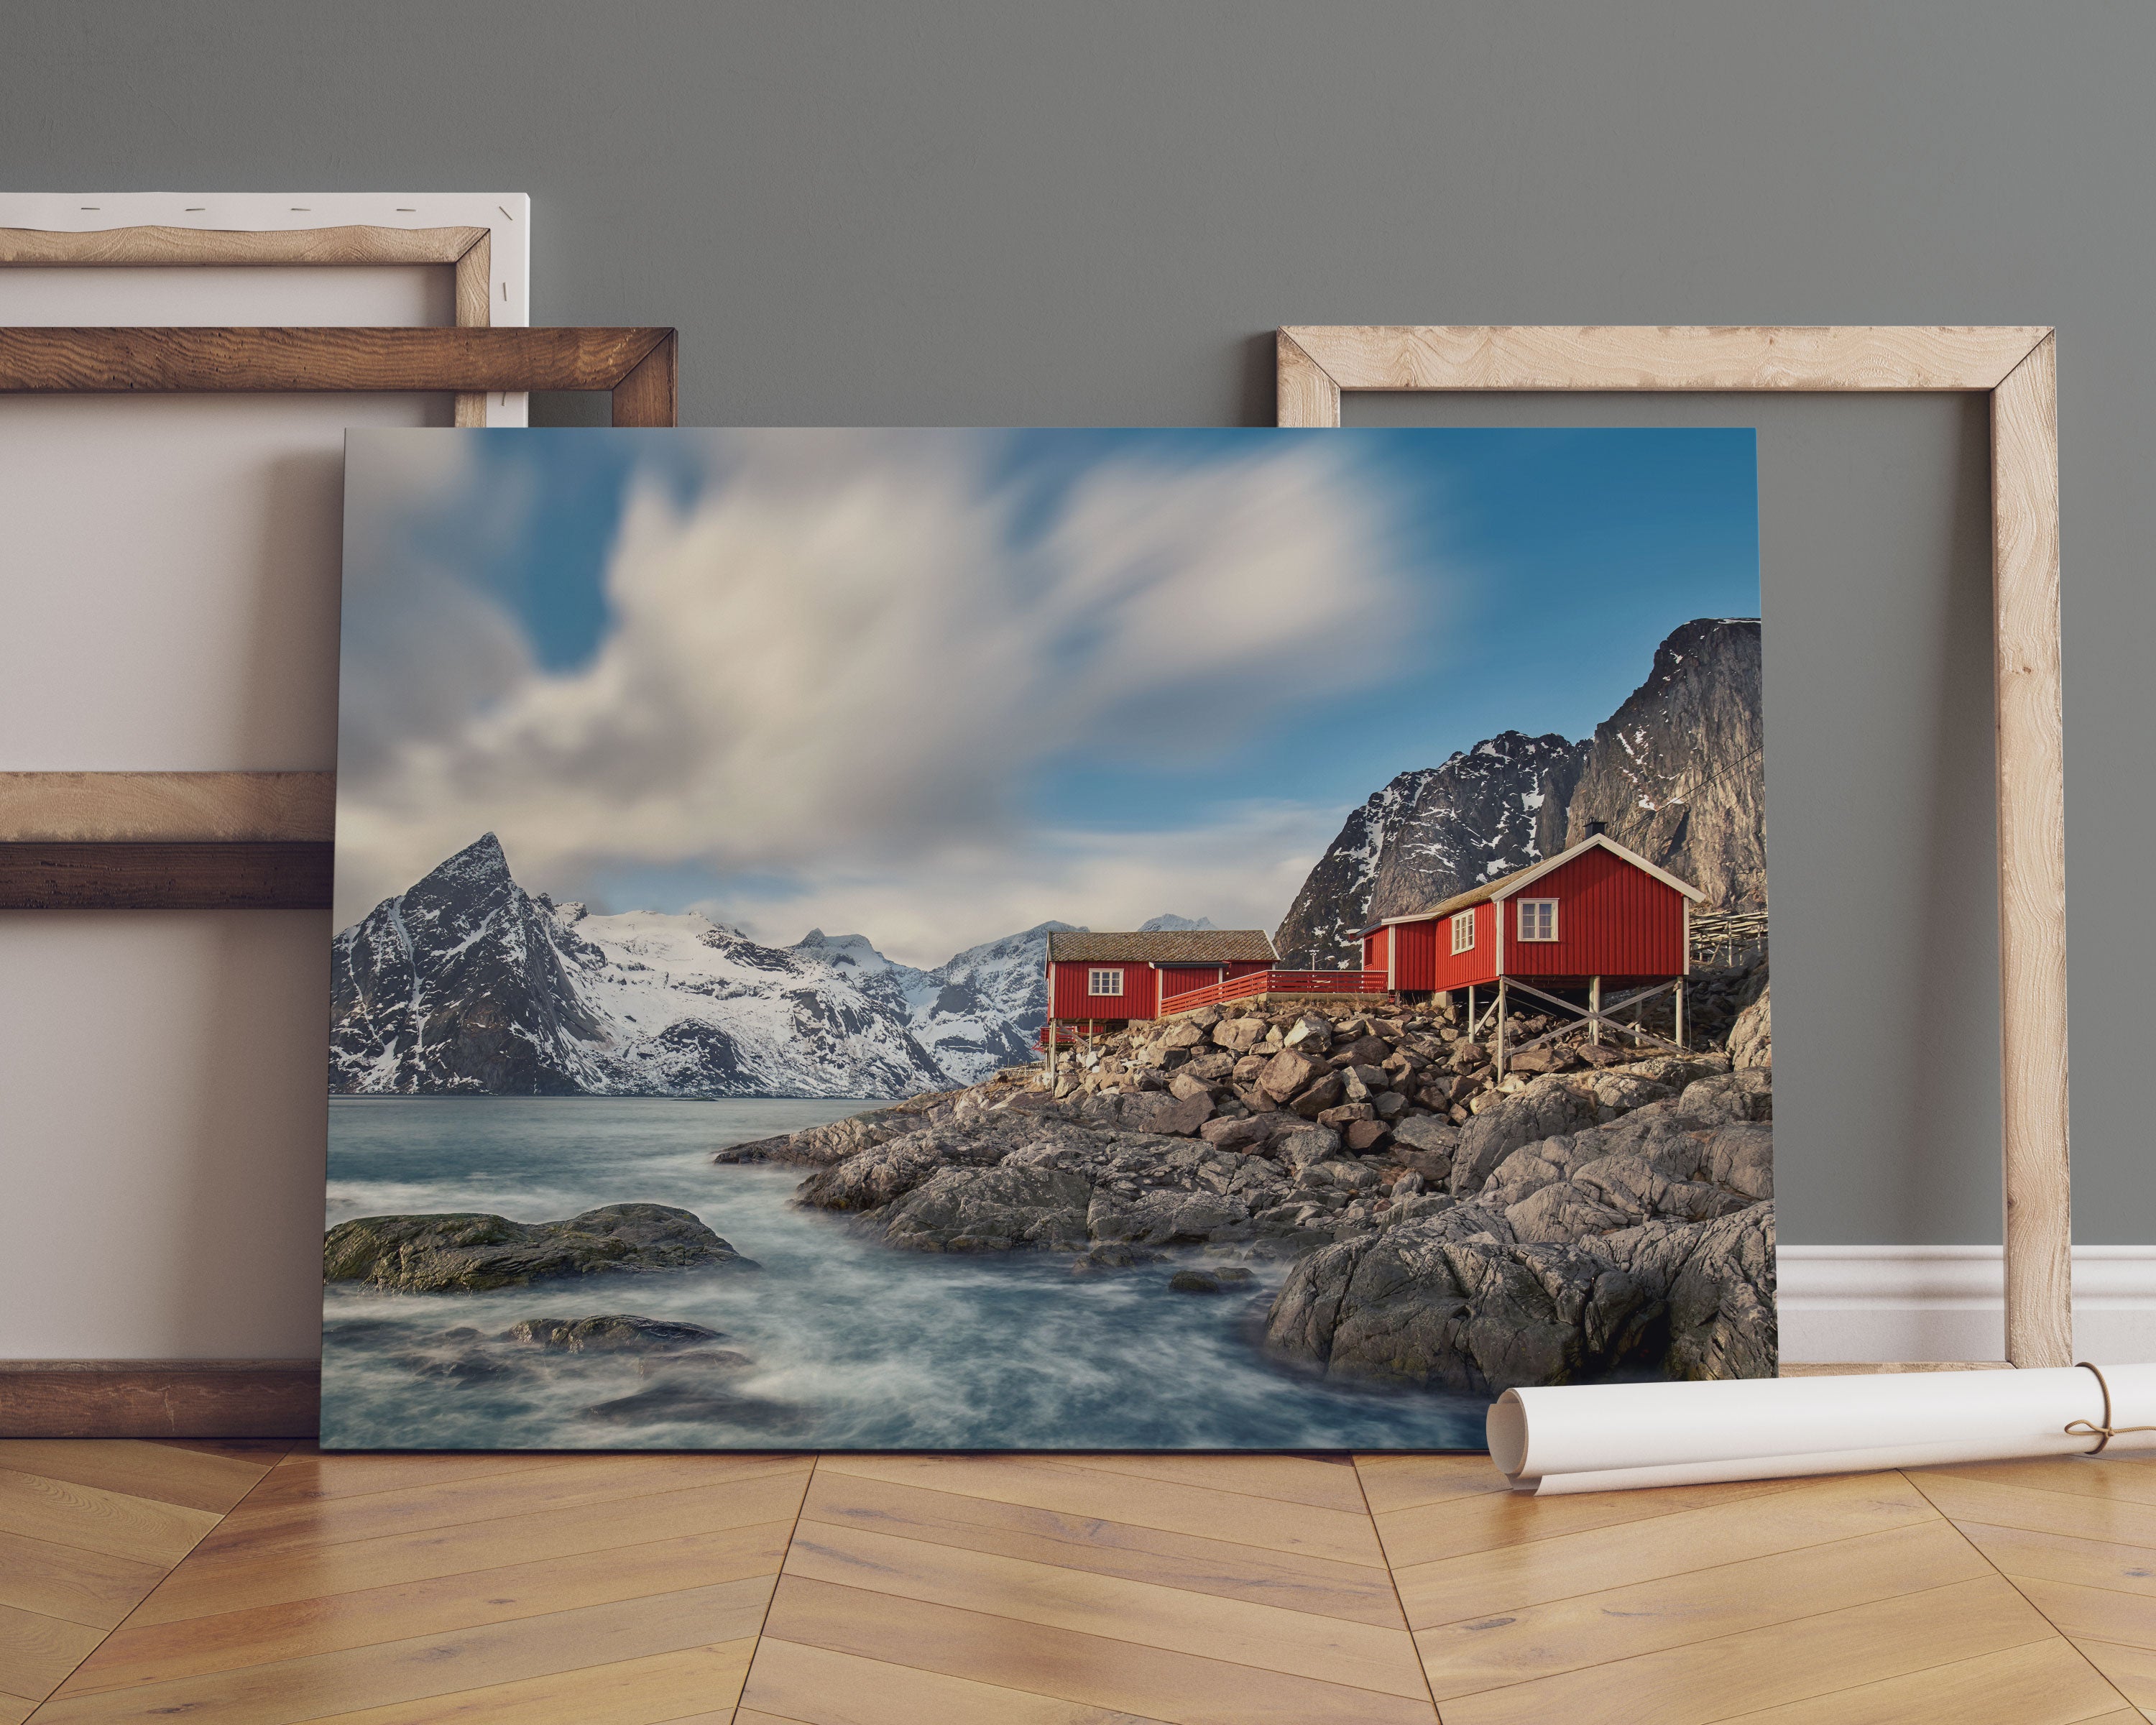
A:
334 431 1414 939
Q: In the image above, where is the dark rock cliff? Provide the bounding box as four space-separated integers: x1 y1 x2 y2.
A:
1275 618 1766 965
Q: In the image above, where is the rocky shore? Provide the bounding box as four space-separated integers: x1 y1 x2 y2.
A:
723 970 1773 1396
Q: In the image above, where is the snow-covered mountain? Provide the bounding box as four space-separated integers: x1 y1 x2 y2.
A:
330 834 1073 1098
1273 619 1765 967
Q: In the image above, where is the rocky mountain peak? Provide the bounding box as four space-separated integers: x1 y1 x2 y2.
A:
1560 617 1765 906
1273 618 1766 966
793 929 890 969
1141 914 1218 932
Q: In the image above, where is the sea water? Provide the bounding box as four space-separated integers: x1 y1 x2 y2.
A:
321 1095 1484 1451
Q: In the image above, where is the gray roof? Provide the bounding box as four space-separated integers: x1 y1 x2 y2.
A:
1046 929 1279 964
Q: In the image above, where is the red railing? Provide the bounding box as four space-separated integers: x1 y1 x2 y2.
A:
1158 968 1391 1013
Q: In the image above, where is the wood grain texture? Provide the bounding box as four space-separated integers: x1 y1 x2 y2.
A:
1275 328 1342 427
0 225 485 267
0 773 334 843
0 1440 284 1703
12 1445 2156 1724
1992 332 2073 1369
0 326 671 394
451 229 492 428
1276 323 2050 402
612 328 678 427
0 1365 318 1439
0 844 331 909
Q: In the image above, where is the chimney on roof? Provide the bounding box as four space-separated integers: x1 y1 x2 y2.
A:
1585 819 1607 838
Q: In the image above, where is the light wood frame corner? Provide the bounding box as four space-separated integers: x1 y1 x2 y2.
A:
1277 325 2066 1371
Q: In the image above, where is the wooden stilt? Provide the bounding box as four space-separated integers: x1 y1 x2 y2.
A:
1675 980 1686 1050
1494 978 1508 1080
1046 1016 1058 1087
1468 983 1477 1036
1590 975 1602 1045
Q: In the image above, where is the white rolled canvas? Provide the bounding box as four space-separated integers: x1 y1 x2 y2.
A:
1488 1363 2156 1496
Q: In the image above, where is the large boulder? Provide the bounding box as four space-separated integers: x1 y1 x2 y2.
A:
795 1138 949 1211
1728 984 1772 1070
716 1103 936 1167
1677 1069 1773 1125
874 1166 1094 1253
1265 1197 1776 1392
1266 1221 1655 1395
1449 1080 1603 1196
1212 1016 1268 1053
1088 1187 1251 1248
1258 1048 1329 1102
1283 1015 1335 1053
501 1315 725 1354
1388 1113 1460 1182
323 1205 752 1292
1272 1126 1343 1169
1601 1204 1777 1381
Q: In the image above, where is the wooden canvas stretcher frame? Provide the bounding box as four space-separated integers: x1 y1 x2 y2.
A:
0 324 680 912
1 213 515 423
1278 325 2068 1371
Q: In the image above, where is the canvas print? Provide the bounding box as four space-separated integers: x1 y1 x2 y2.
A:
322 427 1772 1450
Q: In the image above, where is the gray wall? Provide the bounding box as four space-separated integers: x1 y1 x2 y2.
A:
3 2 2147 1245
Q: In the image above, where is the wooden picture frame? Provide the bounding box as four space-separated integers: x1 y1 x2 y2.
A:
0 325 679 912
1277 325 2067 1371
0 200 528 424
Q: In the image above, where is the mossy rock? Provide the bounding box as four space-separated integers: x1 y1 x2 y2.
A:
323 1203 754 1292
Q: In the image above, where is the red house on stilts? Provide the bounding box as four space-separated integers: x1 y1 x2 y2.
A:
1361 832 1706 1075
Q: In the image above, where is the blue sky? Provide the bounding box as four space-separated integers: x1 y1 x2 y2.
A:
336 427 1757 960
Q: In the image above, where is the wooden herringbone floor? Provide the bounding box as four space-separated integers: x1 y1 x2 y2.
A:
1 1440 2151 1723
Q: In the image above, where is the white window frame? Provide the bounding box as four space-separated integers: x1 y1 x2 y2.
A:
1517 898 1560 942
1087 967 1125 997
1450 909 1476 954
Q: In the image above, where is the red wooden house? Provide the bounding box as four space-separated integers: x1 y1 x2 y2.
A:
1044 929 1279 1026
1360 833 1705 1062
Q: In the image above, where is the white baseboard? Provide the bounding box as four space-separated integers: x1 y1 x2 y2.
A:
1777 1245 2156 1364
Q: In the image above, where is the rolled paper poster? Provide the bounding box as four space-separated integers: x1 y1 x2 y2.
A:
1488 1361 2156 1496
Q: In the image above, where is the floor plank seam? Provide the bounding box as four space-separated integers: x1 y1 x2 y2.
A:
149 1465 814 1586
1350 1455 1445 1723
809 1455 1396 1573
1404 1497 1981 1631
787 1506 1399 1627
734 1453 821 1724
1413 1567 2060 1709
1898 1470 2142 1716
765 1569 1437 1708
12 1440 291 1721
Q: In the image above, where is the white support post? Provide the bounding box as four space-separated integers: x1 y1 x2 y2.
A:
1468 983 1477 1035
1674 980 1686 1051
1495 978 1508 1080
1590 975 1602 1045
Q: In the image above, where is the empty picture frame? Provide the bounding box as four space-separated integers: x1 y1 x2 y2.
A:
1275 325 2066 1371
0 194 532 424
0 324 680 910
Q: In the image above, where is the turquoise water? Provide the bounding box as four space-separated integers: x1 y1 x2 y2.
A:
321 1095 1485 1451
